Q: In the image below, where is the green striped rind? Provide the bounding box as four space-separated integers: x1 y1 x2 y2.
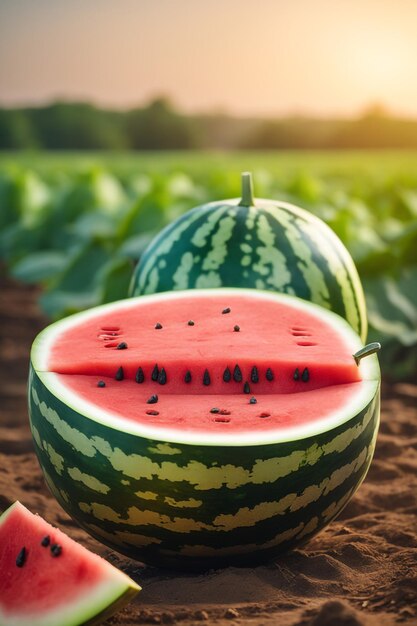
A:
29 366 379 569
130 199 367 341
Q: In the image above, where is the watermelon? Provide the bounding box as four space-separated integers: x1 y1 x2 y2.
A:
0 501 140 626
29 289 380 569
129 172 367 341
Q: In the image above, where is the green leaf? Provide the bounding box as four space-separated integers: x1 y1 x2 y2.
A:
39 290 100 320
52 242 111 293
117 232 155 261
364 269 417 347
11 251 68 283
398 189 417 219
91 170 127 214
0 174 19 229
69 211 119 242
99 258 134 304
0 222 45 264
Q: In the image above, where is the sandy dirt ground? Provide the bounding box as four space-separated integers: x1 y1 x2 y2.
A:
0 270 416 626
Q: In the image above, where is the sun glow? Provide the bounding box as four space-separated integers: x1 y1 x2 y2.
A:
338 25 415 103
0 0 416 116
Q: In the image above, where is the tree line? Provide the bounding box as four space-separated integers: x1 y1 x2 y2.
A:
1 99 417 150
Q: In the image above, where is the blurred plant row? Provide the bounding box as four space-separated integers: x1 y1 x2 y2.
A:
0 152 416 381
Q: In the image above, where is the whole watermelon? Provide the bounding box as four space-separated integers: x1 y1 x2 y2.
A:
130 173 367 340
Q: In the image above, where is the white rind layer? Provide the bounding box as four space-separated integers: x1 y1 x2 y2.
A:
31 289 380 447
0 577 137 626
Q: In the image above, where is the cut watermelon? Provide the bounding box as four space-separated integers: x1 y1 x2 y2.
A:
29 289 380 568
0 501 140 626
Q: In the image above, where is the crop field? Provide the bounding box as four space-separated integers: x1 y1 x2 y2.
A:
1 150 416 380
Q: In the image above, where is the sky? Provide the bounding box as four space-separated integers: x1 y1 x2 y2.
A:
1 0 417 117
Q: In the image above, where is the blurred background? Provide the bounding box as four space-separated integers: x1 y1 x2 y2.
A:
0 0 416 379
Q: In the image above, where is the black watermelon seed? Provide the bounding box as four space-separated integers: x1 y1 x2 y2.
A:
251 366 259 383
203 369 211 386
158 368 167 385
97 380 106 388
146 410 159 416
154 323 163 329
187 320 195 326
210 408 220 414
223 367 231 382
233 365 242 382
16 547 26 567
151 364 159 381
243 381 251 394
222 307 231 314
115 366 124 381
116 342 128 350
266 368 274 381
294 368 300 381
41 535 50 547
147 394 159 404
233 325 240 332
135 367 145 383
50 544 62 557
302 367 310 382
184 370 192 383
249 397 257 404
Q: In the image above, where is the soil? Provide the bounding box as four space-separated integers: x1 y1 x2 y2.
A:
0 270 416 626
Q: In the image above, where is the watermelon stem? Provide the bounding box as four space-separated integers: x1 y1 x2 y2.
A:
353 342 381 365
239 172 255 206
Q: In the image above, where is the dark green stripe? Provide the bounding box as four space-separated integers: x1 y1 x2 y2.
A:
267 203 363 335
139 203 231 293
262 209 310 295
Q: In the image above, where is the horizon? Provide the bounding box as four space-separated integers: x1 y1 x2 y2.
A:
1 0 417 118
2 98 416 122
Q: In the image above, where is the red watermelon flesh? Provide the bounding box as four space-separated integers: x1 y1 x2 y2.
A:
0 502 140 626
33 290 378 443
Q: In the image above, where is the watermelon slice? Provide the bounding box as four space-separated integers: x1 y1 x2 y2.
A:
0 502 140 626
29 289 380 568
